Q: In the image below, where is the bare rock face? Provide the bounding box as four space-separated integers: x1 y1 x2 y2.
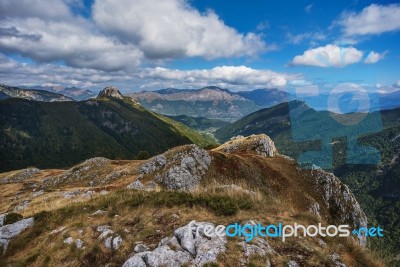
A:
310 168 368 246
128 145 212 192
97 86 123 99
0 217 34 253
215 134 277 157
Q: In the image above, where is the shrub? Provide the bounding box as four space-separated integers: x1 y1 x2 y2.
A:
136 151 150 160
4 213 23 225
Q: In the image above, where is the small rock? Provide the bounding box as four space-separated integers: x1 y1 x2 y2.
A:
97 225 114 239
63 190 80 199
32 190 44 198
13 200 29 212
75 239 84 249
287 260 299 267
64 237 74 245
127 179 145 190
113 235 123 249
134 243 150 253
82 190 95 198
315 238 327 248
91 210 106 216
50 226 67 235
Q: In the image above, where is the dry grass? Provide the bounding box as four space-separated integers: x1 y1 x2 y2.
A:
0 145 386 266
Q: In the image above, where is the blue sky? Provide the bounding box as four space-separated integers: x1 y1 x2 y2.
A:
0 0 399 93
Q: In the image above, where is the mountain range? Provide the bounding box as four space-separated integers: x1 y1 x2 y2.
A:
0 87 214 172
21 85 96 100
1 83 399 265
128 86 289 121
0 84 74 102
4 83 400 118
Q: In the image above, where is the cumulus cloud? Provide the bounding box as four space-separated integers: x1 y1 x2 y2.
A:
291 44 363 67
0 0 72 20
337 3 400 36
92 0 268 59
0 0 143 71
0 0 269 72
140 66 297 89
0 55 299 91
364 51 387 64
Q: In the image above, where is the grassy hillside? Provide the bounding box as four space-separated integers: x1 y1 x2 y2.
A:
0 97 215 172
215 101 400 264
0 136 384 266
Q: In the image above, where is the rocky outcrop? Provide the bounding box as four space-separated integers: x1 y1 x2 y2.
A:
97 86 124 99
310 168 368 246
123 221 226 267
44 157 129 187
0 168 40 184
0 217 34 253
127 145 212 191
214 134 277 157
122 220 278 267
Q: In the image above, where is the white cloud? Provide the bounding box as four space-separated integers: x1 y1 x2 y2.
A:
140 66 298 89
0 55 300 91
364 51 387 64
0 0 72 20
337 4 400 36
291 44 363 67
92 0 268 59
286 32 325 45
0 0 270 72
0 0 143 71
305 4 313 13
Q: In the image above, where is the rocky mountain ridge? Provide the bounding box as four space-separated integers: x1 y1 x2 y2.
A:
0 134 379 266
0 84 74 102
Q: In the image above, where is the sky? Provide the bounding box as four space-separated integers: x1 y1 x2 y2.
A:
0 0 399 93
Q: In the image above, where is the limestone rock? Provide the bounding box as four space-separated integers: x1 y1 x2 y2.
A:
134 243 150 253
287 260 299 267
122 221 227 267
136 145 211 191
215 134 277 157
105 235 122 250
127 179 145 190
310 168 368 246
0 218 34 252
97 86 123 99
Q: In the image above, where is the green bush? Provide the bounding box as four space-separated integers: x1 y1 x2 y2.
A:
136 151 150 160
4 213 23 225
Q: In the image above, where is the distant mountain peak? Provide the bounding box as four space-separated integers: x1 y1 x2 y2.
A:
98 86 123 99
